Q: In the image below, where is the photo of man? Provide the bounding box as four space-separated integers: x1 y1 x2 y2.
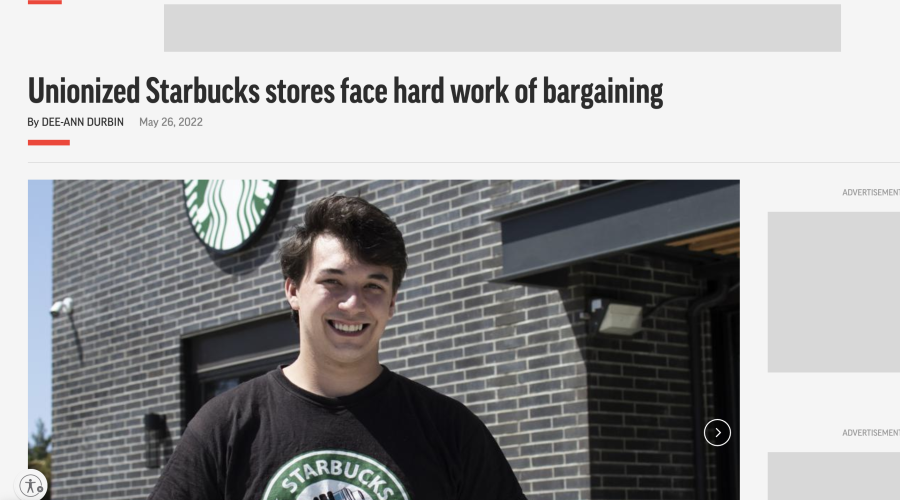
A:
149 195 527 500
44 180 740 500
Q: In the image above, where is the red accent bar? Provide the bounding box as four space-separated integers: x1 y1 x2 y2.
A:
28 140 70 146
28 0 62 4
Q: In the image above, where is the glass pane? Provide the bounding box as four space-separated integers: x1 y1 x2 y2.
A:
199 370 270 407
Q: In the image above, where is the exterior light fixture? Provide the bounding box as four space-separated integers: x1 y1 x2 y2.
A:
585 298 644 336
143 413 168 469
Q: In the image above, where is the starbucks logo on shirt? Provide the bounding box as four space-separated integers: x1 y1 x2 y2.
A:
262 450 410 500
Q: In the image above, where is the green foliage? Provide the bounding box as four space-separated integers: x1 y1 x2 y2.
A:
28 419 51 500
29 419 51 459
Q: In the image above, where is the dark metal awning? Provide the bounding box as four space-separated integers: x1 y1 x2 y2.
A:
487 180 740 287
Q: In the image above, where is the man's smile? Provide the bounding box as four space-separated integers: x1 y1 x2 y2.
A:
328 319 371 336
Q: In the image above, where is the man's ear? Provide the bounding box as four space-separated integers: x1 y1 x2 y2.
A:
284 278 300 312
388 293 397 319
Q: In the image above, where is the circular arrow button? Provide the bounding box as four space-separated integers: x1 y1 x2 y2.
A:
703 419 732 447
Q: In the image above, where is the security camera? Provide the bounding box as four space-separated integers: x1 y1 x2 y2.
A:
50 297 73 318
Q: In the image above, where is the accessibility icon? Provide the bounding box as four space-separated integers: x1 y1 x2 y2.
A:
14 469 48 500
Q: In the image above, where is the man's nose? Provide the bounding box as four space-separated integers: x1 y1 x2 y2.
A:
338 290 365 313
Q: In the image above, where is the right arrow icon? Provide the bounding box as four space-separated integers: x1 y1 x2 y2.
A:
704 419 732 447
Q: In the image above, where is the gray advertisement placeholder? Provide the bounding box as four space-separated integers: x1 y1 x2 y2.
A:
769 453 900 499
768 213 900 373
164 5 841 52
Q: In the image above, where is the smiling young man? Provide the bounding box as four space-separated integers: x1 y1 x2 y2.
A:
148 195 527 500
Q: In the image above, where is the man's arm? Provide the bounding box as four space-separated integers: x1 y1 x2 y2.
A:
147 425 224 500
456 409 528 500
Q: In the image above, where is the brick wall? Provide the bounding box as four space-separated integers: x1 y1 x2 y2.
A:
571 255 713 500
52 180 720 500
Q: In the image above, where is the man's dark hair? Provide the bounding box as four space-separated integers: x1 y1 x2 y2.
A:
280 195 408 325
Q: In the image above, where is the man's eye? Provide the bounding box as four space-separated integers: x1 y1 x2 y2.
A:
366 284 384 290
322 279 340 285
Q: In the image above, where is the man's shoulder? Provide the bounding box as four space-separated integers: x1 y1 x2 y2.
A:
189 370 277 432
386 369 500 456
387 369 480 420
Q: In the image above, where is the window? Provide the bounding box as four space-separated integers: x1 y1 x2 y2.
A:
184 314 298 423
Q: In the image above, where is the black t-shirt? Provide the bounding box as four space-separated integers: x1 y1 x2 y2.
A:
148 366 527 500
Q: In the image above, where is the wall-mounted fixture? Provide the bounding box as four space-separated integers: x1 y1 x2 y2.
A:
143 413 168 469
584 298 644 336
49 297 73 318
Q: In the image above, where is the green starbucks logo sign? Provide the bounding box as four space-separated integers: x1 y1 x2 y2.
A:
183 180 283 254
262 450 409 500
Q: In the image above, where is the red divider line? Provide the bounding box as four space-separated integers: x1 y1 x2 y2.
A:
28 140 70 146
28 0 63 4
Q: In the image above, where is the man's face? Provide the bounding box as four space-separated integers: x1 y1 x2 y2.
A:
285 234 396 368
